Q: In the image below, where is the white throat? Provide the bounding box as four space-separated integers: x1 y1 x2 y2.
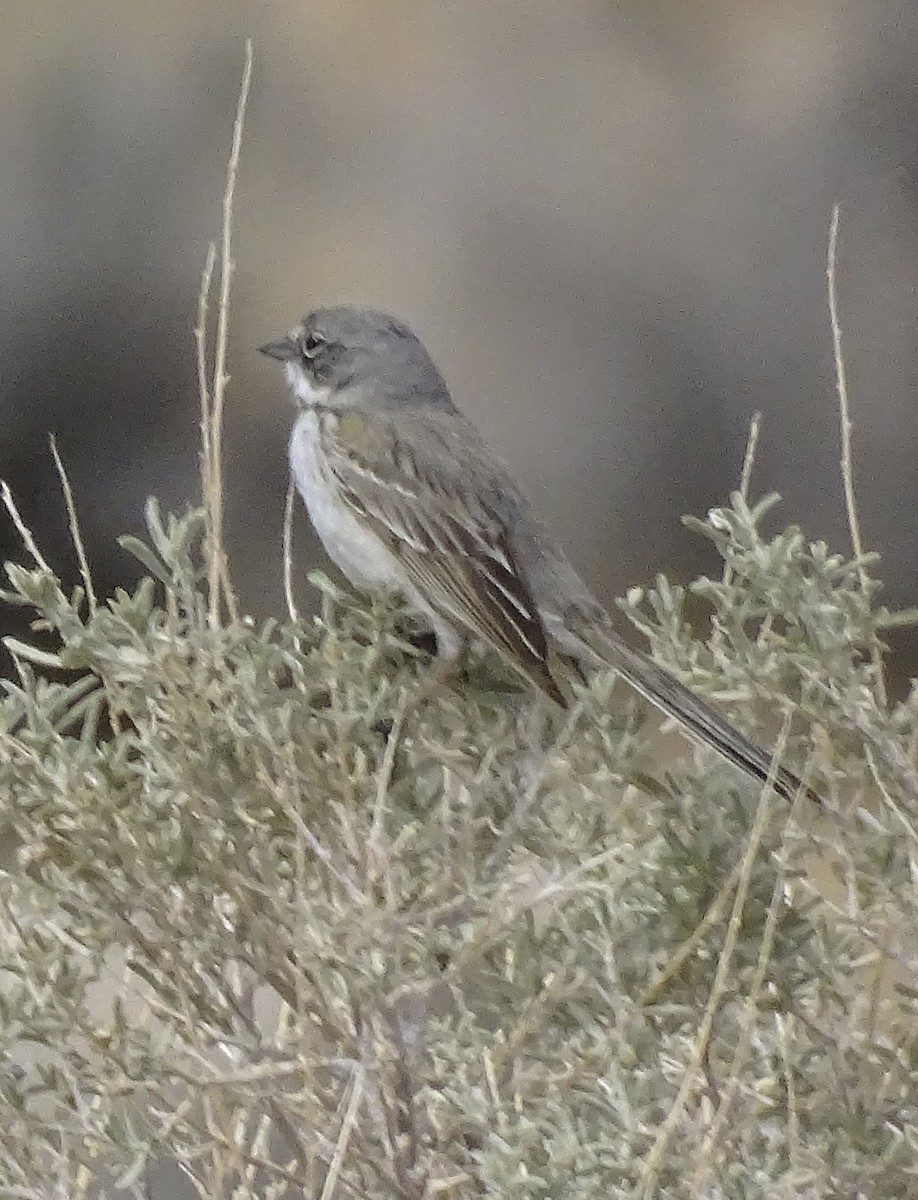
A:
285 361 331 407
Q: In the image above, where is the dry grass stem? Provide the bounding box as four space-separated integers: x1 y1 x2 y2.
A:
319 1067 365 1200
49 434 97 614
738 409 762 502
689 804 796 1191
722 410 761 591
866 746 918 849
203 38 252 628
368 690 412 888
283 475 298 622
776 1012 800 1172
637 717 789 1199
827 203 887 707
637 855 744 1007
195 241 217 542
1 480 50 571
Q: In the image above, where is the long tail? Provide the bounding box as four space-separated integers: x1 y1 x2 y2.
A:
592 638 816 804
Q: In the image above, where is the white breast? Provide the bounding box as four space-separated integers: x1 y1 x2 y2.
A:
288 410 402 590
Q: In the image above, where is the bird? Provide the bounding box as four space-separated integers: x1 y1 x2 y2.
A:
259 305 813 803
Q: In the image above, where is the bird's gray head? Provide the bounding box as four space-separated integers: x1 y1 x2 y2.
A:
259 306 453 411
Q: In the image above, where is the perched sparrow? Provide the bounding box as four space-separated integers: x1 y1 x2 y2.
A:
260 307 812 802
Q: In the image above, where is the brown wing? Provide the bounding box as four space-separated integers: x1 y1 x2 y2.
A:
319 408 566 704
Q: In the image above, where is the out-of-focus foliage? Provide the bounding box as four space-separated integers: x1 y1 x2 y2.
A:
0 494 917 1199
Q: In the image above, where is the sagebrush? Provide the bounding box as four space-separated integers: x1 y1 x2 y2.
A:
0 491 917 1198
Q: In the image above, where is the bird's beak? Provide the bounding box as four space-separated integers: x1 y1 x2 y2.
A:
258 336 299 362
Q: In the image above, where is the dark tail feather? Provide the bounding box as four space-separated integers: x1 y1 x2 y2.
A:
605 642 817 805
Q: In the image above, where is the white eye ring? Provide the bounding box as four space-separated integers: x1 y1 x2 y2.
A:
301 332 325 359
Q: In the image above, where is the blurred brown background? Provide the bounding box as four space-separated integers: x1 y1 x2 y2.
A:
3 1 918 683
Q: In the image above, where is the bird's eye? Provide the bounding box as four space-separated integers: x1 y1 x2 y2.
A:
301 332 324 359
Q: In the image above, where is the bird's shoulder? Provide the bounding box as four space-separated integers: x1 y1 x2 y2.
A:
318 403 518 513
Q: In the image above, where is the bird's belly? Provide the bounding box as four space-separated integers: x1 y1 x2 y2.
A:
289 411 400 590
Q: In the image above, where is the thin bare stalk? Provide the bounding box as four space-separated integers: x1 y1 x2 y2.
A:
689 800 799 1192
723 410 762 589
738 410 761 502
1 481 50 571
205 38 253 628
283 475 299 622
636 716 789 1199
368 689 412 890
318 1067 365 1200
195 241 217 548
776 1012 800 1172
827 204 887 707
49 434 96 614
638 854 744 1007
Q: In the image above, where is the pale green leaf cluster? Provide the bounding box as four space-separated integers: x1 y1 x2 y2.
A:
0 493 916 1198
